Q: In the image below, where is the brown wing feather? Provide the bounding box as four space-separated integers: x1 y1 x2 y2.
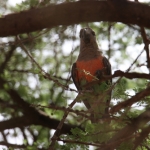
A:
71 63 91 109
103 56 112 83
71 63 81 90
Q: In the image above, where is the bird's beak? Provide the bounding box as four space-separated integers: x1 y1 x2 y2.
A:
82 29 91 43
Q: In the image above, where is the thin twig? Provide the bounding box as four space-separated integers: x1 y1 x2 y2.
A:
135 0 150 74
16 35 77 93
49 96 79 150
126 49 144 72
32 104 89 119
59 138 101 147
0 43 16 74
140 26 150 73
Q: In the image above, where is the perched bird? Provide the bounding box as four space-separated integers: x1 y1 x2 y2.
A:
71 27 112 123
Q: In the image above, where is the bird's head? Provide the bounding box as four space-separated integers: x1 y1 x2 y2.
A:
80 27 96 44
79 28 99 50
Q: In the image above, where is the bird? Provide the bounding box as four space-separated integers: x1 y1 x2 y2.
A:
71 27 112 123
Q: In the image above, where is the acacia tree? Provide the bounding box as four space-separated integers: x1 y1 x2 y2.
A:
0 0 150 150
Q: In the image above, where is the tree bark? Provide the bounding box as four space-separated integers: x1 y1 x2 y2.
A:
1 1 150 37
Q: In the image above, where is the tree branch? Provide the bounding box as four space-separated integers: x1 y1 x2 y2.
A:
140 27 150 71
49 96 79 149
110 86 150 114
0 114 77 135
98 108 150 150
84 70 150 89
1 1 150 37
111 70 150 80
0 141 26 149
0 44 16 73
0 77 82 135
133 126 150 149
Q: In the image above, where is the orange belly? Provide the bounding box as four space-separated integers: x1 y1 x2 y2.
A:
76 56 104 82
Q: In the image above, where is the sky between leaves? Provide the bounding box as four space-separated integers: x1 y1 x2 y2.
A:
1 1 150 149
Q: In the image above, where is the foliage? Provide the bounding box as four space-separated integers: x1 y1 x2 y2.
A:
0 0 150 150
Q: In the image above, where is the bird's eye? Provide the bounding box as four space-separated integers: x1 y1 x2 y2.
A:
91 31 95 36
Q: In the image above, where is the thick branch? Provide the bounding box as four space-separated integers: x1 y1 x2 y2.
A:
0 116 33 132
84 70 150 89
7 89 80 134
110 70 150 80
0 141 26 149
0 77 81 134
0 115 76 135
1 1 150 37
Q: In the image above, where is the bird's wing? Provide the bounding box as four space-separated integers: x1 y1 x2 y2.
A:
102 56 112 84
71 63 91 109
71 63 81 90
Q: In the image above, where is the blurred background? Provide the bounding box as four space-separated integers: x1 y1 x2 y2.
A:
0 0 150 149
